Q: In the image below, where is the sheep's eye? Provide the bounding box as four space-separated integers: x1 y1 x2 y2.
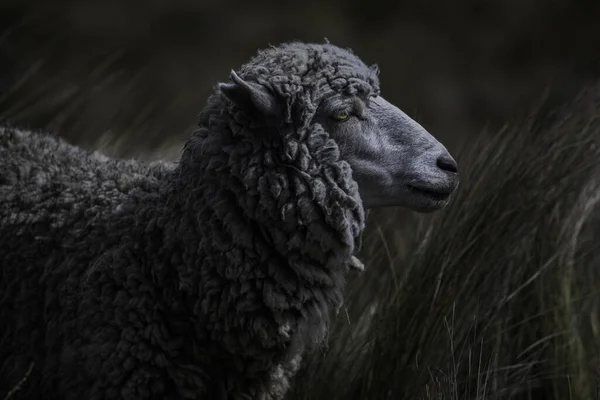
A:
332 111 350 121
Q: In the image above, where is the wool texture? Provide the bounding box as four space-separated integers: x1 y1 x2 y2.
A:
0 42 378 399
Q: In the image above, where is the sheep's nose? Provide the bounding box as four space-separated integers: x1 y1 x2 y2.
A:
436 154 458 173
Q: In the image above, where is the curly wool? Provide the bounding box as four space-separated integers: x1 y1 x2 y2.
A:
0 42 376 399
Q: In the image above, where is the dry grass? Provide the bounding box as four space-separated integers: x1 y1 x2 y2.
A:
287 85 600 400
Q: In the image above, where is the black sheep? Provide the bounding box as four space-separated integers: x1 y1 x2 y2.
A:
0 42 459 399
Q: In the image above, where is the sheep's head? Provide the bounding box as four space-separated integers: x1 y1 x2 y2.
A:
217 42 459 212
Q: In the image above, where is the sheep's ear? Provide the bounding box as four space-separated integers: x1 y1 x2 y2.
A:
218 70 278 117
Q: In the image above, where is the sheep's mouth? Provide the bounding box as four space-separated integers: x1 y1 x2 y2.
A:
405 184 452 202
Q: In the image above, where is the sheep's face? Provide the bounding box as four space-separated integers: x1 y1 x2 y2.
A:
314 93 459 211
218 57 459 212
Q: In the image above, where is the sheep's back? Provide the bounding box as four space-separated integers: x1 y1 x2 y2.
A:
0 126 176 396
0 126 175 229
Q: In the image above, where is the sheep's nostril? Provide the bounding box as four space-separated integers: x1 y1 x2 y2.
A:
436 155 458 173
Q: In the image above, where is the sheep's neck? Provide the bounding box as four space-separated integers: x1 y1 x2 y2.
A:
162 116 365 355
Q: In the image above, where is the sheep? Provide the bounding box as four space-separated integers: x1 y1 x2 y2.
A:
0 41 459 400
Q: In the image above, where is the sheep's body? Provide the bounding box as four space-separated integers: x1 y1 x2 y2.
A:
0 42 458 399
0 128 319 399
0 43 371 399
0 127 331 399
0 129 188 398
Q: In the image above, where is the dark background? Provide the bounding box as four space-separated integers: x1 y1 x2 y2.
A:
1 0 599 158
2 2 600 399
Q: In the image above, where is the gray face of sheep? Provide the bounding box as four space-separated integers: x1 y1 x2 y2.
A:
219 70 459 212
316 94 459 211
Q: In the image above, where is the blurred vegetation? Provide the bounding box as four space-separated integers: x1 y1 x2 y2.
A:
1 1 600 399
288 86 600 400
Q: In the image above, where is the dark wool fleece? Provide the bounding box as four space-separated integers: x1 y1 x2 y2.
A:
0 42 378 400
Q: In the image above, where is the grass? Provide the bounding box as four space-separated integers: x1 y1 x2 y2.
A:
287 84 600 400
